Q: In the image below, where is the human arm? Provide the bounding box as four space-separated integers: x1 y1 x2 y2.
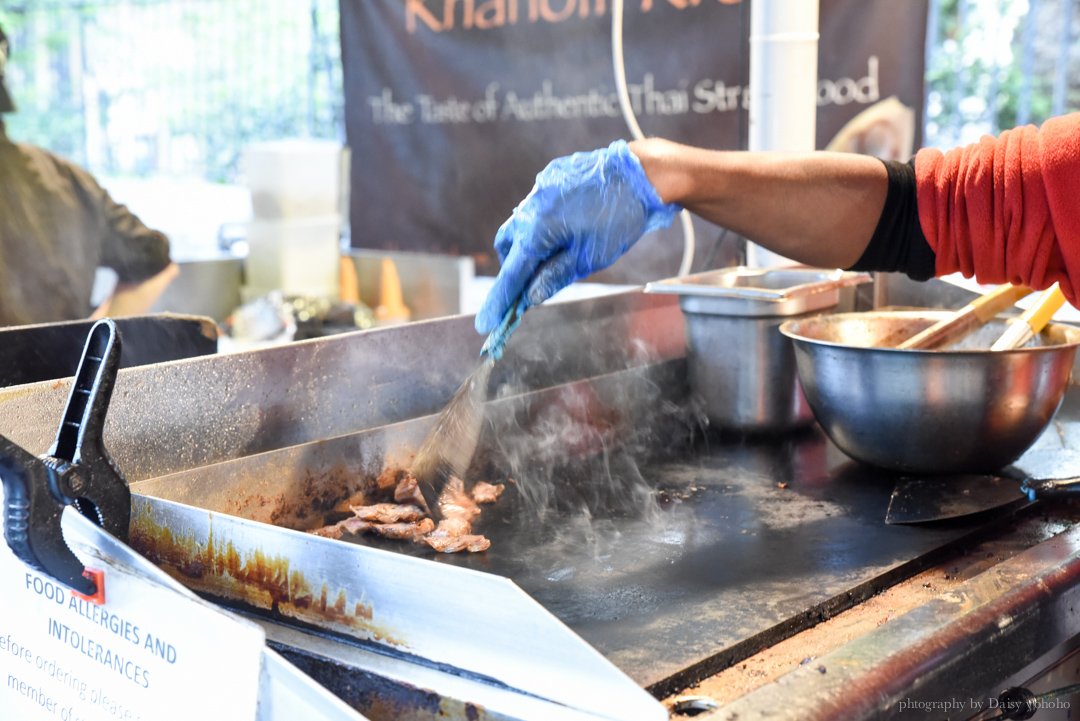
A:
643 113 1080 304
628 137 888 269
477 113 1080 336
90 262 180 319
70 163 175 318
914 112 1080 304
475 139 890 334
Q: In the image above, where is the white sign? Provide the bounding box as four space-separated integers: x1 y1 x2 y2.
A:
0 506 264 721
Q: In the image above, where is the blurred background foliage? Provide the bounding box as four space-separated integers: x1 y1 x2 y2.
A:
0 0 342 183
924 0 1077 146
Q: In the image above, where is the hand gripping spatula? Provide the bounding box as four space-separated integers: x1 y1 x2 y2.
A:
410 299 524 519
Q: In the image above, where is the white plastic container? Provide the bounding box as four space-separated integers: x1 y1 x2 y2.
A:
242 140 345 219
244 215 341 299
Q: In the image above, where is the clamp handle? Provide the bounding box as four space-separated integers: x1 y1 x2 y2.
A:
1 319 126 596
46 319 129 539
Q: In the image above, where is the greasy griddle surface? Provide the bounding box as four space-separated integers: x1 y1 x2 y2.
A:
148 375 1080 695
338 424 1020 694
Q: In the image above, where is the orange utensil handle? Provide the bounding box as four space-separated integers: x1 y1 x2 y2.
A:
990 283 1067 351
897 284 1034 350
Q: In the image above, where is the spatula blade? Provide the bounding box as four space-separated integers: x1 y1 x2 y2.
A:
410 359 493 520
885 474 1026 525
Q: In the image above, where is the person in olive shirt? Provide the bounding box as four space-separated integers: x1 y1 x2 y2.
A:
0 23 177 327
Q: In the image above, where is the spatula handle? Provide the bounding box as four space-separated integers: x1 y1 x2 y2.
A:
1021 476 1080 501
480 297 526 360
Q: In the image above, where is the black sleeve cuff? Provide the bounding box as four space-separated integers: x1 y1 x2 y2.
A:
848 159 935 282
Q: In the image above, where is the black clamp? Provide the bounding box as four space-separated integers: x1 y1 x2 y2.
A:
2 319 128 596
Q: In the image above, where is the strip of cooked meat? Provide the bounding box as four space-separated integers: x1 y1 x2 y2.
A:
371 518 435 540
309 516 372 539
471 481 504 504
393 470 429 512
331 489 370 515
439 476 481 522
310 523 346 540
375 466 407 494
424 520 491 553
433 517 473 537
309 516 433 541
348 503 425 523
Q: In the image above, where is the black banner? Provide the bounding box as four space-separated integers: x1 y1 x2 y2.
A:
341 0 928 280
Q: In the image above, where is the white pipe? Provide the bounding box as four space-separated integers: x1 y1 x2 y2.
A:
746 0 820 268
611 0 646 141
612 0 695 278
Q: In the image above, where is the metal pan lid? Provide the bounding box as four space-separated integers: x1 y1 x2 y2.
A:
644 266 871 317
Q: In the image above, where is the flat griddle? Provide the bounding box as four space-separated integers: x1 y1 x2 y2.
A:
129 359 1071 697
381 430 1004 696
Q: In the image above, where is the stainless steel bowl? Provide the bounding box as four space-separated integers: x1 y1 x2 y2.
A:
779 311 1080 474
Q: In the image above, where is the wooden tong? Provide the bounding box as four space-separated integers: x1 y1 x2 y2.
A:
897 283 1034 350
990 283 1067 351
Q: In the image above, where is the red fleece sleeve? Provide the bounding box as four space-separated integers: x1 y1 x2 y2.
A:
915 112 1080 304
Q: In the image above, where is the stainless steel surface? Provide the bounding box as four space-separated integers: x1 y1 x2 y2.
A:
684 306 816 431
129 357 1008 697
127 494 666 721
58 501 366 721
11 277 1080 719
645 266 870 317
646 266 870 431
349 249 474 321
876 273 990 312
650 267 868 431
781 311 1080 474
150 257 244 322
0 289 683 482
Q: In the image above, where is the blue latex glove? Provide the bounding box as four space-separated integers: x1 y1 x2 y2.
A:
475 140 678 335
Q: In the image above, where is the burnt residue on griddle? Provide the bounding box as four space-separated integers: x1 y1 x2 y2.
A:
231 461 405 532
129 512 402 645
268 464 357 528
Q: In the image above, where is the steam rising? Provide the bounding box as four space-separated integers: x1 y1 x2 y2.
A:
475 334 705 565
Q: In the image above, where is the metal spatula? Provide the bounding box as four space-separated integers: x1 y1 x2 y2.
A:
885 473 1080 524
410 299 525 519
